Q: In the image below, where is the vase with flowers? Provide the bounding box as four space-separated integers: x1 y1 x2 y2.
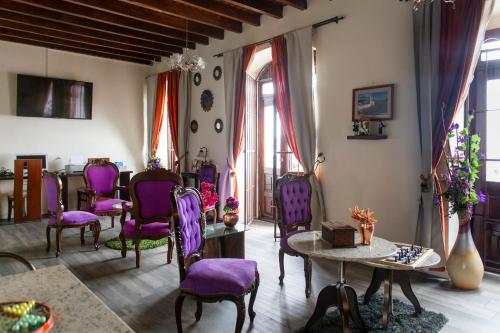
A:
200 182 219 209
223 197 239 229
349 206 377 245
146 156 163 171
437 118 486 290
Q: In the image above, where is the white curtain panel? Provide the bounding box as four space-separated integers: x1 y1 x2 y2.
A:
178 71 192 172
285 26 326 229
221 48 244 215
145 74 158 166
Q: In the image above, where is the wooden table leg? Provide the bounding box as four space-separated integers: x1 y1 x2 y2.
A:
397 271 422 314
382 269 393 328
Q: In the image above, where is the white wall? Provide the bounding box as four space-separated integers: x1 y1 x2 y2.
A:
151 0 420 242
0 41 149 218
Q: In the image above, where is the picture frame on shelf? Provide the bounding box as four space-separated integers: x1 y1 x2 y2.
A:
352 84 394 121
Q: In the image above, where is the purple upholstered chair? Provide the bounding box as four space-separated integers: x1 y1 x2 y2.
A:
275 173 313 297
82 160 125 228
119 168 183 268
198 162 220 223
171 186 259 333
43 171 101 257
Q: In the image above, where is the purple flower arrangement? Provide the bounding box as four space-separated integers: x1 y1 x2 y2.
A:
223 196 239 214
146 156 163 171
438 117 486 216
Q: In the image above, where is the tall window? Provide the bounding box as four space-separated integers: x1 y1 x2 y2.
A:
156 93 173 170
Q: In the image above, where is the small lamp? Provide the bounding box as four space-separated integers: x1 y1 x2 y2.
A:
197 147 208 162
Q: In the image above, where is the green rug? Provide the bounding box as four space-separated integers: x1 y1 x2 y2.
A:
299 293 448 333
105 237 168 251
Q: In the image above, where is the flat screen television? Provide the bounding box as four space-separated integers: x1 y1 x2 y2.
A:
16 74 93 119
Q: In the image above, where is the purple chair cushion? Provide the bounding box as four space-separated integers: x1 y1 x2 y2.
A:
43 175 59 213
280 229 308 255
180 258 257 296
134 180 178 219
87 165 117 196
94 198 124 212
279 178 311 226
175 191 202 258
199 164 217 184
123 219 170 239
49 211 98 225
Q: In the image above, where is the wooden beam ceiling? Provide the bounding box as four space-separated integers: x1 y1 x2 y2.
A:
0 0 309 65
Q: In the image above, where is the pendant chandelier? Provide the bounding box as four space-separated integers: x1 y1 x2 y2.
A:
401 0 456 11
165 21 206 73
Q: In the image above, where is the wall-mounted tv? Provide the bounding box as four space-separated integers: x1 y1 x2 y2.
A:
16 74 93 120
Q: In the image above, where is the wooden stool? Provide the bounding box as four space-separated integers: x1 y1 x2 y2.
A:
7 193 26 222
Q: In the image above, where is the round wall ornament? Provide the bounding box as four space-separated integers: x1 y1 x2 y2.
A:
190 120 198 133
200 89 214 112
213 66 222 80
214 118 223 133
193 73 201 86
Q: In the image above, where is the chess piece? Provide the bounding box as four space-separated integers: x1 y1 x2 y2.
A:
378 121 386 136
352 121 360 135
359 120 370 136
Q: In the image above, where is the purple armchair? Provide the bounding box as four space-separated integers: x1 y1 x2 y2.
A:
198 162 220 223
275 173 313 297
82 160 125 228
43 171 101 257
119 168 183 268
171 186 259 333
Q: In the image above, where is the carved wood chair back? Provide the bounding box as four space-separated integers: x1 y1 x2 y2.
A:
42 171 64 224
83 160 119 198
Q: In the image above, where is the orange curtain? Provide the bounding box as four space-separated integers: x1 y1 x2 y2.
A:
151 72 168 157
167 70 180 162
271 35 300 162
232 45 256 198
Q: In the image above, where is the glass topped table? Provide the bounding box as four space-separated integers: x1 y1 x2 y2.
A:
288 231 397 333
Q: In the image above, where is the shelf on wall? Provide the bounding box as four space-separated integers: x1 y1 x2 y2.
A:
347 135 387 140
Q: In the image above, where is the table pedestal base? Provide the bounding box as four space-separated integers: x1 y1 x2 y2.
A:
305 280 366 332
363 268 422 328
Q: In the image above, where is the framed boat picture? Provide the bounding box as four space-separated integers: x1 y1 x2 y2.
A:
352 84 394 120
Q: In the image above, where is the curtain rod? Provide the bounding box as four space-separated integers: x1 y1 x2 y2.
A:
213 15 345 58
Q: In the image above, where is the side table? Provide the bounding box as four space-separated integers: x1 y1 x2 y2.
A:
362 251 441 328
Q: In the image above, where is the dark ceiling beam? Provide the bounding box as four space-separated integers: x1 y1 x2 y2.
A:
0 34 152 65
276 0 307 10
0 10 187 52
223 0 283 19
63 0 224 39
0 18 175 57
0 27 160 62
121 0 242 33
176 0 260 26
7 0 206 45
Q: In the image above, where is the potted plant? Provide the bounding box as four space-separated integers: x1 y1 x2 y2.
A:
223 197 239 229
146 156 163 171
437 118 486 290
200 182 219 209
349 206 377 245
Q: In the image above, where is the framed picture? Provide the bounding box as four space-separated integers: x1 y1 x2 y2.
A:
352 84 394 121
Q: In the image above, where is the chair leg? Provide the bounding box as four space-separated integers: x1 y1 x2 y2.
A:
278 248 285 285
80 227 85 245
195 301 203 321
7 197 12 222
234 298 246 333
55 227 62 257
93 221 101 250
249 271 259 322
119 231 127 258
111 216 115 228
135 239 141 268
167 234 174 264
46 226 51 252
304 256 312 298
175 295 185 333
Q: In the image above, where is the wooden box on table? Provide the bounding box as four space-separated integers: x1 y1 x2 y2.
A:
321 222 356 248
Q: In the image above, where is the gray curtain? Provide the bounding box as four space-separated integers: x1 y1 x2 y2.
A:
285 26 326 229
178 71 191 172
145 75 158 165
221 48 244 215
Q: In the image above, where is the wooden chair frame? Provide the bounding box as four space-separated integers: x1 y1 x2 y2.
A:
44 171 101 257
275 173 313 297
119 168 183 268
171 186 259 333
0 252 36 272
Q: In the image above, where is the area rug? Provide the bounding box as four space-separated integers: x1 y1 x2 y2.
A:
298 293 447 333
104 237 168 251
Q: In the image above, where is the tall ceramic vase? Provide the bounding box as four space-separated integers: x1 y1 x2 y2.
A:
446 210 484 290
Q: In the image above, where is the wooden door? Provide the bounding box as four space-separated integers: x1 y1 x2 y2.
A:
245 76 258 225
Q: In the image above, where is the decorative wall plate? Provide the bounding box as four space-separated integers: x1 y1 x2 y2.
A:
213 66 222 80
194 73 201 86
190 120 198 133
214 118 223 133
200 90 214 112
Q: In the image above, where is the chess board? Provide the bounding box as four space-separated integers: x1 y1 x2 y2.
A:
378 243 434 269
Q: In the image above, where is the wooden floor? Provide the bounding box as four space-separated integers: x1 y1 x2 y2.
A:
1 219 500 333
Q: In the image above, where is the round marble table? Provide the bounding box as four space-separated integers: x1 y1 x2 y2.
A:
288 231 397 333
